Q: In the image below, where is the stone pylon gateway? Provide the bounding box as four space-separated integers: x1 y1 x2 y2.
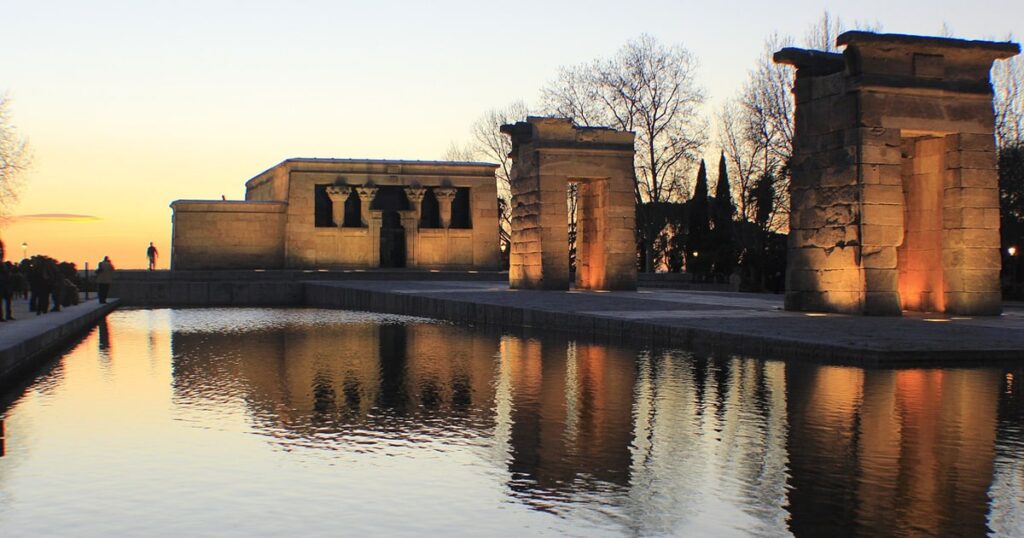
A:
776 32 1020 316
501 117 637 290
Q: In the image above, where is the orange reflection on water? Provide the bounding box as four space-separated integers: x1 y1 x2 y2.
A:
1 309 1020 537
788 365 1001 537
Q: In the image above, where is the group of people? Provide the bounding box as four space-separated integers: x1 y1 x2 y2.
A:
0 256 82 319
0 240 160 321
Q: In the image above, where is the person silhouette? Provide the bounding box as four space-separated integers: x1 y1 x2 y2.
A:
96 256 114 304
146 242 158 271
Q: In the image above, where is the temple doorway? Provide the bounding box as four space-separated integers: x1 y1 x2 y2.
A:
897 135 947 312
379 211 406 268
372 186 409 268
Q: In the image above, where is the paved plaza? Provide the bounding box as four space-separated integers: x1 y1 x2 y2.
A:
311 280 1024 364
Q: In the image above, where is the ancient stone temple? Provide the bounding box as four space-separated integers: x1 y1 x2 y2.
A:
776 32 1020 315
501 117 636 290
170 159 501 270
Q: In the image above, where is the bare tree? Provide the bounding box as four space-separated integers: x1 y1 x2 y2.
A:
717 101 759 224
541 34 706 271
803 12 883 52
444 101 531 252
993 43 1024 284
718 12 881 236
441 141 478 162
994 50 1024 148
0 93 30 214
802 11 844 52
541 34 707 204
468 101 530 206
716 12 881 288
716 34 793 235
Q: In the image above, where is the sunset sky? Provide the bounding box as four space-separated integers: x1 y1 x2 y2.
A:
1 0 1021 268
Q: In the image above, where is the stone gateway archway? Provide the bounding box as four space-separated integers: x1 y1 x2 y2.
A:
501 117 637 291
776 32 1020 316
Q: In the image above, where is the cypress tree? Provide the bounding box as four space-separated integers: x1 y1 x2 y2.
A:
686 159 711 276
712 153 735 279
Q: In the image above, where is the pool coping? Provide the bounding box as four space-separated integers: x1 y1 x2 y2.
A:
303 281 1024 366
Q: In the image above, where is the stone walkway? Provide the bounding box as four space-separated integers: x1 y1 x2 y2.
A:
308 280 1024 364
0 295 118 389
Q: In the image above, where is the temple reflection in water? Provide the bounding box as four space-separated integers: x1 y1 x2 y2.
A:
167 312 1023 536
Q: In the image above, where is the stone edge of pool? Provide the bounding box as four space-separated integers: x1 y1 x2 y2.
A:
10 271 1024 373
299 282 1024 366
0 300 120 392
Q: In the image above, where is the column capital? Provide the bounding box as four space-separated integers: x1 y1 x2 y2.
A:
434 187 457 202
435 187 457 228
355 186 378 203
404 186 427 204
325 185 352 203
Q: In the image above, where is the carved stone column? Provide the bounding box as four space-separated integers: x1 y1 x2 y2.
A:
435 187 458 229
399 209 419 268
404 186 426 226
355 187 378 227
325 186 351 227
367 209 383 267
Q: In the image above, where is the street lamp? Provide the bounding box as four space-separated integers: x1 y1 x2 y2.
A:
1010 246 1018 257
21 242 27 260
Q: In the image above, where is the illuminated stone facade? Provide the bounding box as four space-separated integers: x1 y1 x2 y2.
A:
501 117 637 290
777 32 1020 315
171 159 502 270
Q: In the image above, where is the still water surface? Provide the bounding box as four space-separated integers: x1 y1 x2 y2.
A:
0 309 1022 537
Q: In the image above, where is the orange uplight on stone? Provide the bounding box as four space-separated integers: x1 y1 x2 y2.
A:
502 117 637 291
897 137 947 313
776 32 1019 316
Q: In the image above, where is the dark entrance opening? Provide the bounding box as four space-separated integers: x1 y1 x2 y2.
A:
371 186 409 268
314 185 334 227
343 189 363 227
420 188 441 228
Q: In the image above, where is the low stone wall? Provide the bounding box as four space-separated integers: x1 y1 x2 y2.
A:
113 279 304 307
111 269 508 306
110 270 744 306
637 273 738 291
299 283 849 363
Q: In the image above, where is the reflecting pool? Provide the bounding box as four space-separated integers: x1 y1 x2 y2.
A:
0 309 1022 537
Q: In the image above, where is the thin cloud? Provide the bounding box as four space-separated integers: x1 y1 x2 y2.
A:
6 213 102 223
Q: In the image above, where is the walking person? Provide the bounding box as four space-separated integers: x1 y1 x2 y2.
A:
27 257 47 314
146 242 158 271
0 262 13 321
96 256 114 304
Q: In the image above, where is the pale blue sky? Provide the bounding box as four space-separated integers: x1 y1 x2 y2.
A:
1 0 1021 266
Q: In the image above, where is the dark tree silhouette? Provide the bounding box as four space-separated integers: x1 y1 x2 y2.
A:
686 160 712 276
712 153 736 279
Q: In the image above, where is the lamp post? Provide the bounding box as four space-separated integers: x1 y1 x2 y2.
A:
21 242 27 260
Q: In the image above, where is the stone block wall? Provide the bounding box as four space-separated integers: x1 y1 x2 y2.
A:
245 164 289 201
313 228 376 266
277 160 501 270
170 201 287 269
785 69 867 313
502 117 636 291
415 229 475 268
778 32 1018 315
172 159 502 271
